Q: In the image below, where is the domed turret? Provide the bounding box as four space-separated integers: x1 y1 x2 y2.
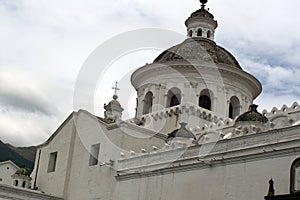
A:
167 122 196 140
185 0 218 40
236 104 268 123
11 167 32 189
104 82 124 122
166 122 196 147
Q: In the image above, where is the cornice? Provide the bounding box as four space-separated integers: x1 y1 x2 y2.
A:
131 63 261 98
0 184 63 200
116 145 300 181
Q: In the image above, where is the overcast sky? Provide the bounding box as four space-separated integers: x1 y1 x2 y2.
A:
0 0 300 146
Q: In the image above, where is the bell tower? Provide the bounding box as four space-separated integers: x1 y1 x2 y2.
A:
185 0 218 40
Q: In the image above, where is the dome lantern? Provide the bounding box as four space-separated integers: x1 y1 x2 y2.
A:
236 104 268 123
104 82 124 123
185 0 218 40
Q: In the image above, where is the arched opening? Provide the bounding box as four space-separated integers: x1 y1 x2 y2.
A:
189 30 193 37
229 96 240 119
291 157 300 193
22 181 26 188
14 180 18 186
167 88 181 108
207 30 211 38
143 92 153 115
197 28 202 37
199 89 213 111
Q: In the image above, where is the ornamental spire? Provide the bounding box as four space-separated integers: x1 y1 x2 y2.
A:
112 82 120 100
200 0 208 9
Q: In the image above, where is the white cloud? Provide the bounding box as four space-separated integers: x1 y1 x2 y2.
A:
0 109 62 146
0 70 58 115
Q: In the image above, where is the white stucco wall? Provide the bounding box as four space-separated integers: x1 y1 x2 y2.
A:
0 161 19 186
32 114 76 198
32 110 166 199
114 156 297 200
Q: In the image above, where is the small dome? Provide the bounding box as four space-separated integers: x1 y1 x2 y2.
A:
185 3 218 30
104 99 122 109
15 168 29 176
154 38 242 69
189 7 214 20
167 122 196 139
236 105 268 123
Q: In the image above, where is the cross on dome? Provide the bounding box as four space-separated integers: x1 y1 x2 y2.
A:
112 82 120 100
112 82 120 95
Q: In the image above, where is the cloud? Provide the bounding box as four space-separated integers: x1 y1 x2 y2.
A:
0 69 73 146
0 109 62 146
239 57 300 107
0 72 57 116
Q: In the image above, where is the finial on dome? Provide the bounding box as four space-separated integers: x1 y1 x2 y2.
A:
112 82 120 99
113 95 118 100
200 0 208 4
200 0 208 8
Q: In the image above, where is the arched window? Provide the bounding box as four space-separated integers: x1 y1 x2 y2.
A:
22 181 26 188
229 96 240 119
189 30 193 37
197 29 202 37
143 92 153 115
199 89 213 111
291 158 300 193
14 180 18 186
167 88 181 108
207 30 211 38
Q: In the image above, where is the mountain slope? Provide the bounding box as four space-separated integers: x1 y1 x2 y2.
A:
7 144 36 163
0 140 36 172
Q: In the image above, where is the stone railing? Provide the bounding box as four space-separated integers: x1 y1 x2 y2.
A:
121 102 300 160
116 124 300 179
262 102 300 118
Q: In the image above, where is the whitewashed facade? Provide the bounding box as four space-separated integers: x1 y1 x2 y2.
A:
0 161 19 186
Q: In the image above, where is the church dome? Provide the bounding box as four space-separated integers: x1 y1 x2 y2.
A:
131 0 262 122
153 37 242 69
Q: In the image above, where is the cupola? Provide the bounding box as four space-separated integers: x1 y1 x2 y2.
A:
166 122 196 148
236 104 268 123
104 82 124 123
167 122 196 140
11 168 32 189
185 0 218 40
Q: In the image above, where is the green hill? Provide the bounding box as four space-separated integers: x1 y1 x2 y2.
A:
7 144 36 163
0 140 36 173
